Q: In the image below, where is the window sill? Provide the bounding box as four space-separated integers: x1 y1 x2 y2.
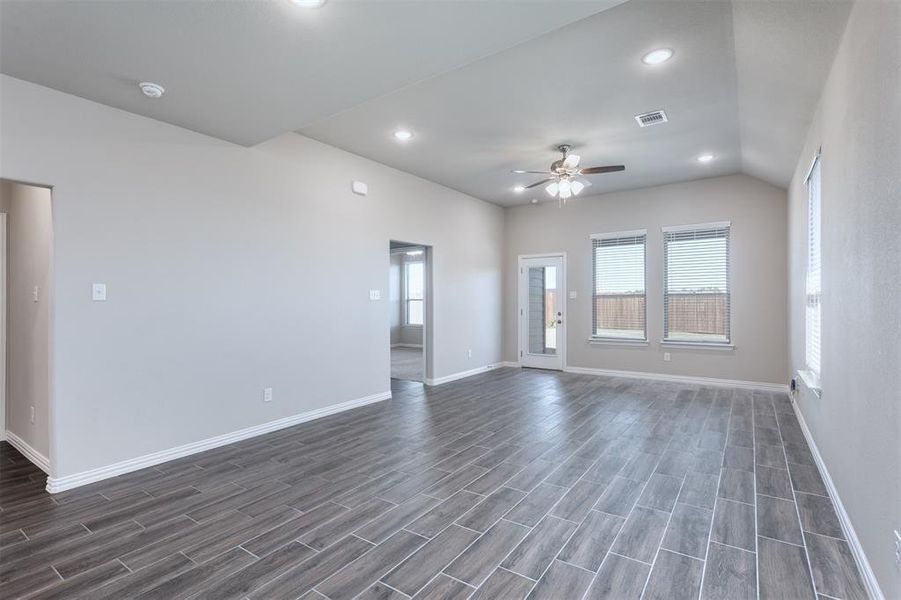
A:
401 324 423 329
588 338 649 347
797 369 822 398
660 340 735 350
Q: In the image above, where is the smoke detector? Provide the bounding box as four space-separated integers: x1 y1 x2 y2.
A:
139 82 165 99
635 110 668 128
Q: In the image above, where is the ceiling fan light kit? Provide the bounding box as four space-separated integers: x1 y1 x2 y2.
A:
512 144 624 207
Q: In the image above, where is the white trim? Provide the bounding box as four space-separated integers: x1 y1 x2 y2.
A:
660 340 735 350
517 252 567 260
425 363 506 386
498 361 521 368
391 343 423 349
590 228 647 240
791 399 884 600
588 338 649 347
6 430 50 474
0 213 5 439
563 365 788 393
662 220 731 233
45 390 391 494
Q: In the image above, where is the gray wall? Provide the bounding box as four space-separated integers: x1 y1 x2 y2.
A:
0 75 504 478
787 2 900 596
1 180 53 460
504 174 788 385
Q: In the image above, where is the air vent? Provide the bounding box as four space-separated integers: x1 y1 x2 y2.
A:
635 110 668 127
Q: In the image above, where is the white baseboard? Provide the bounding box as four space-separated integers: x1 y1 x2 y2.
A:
391 343 423 349
45 390 391 494
563 365 789 393
792 398 885 600
498 361 521 368
5 430 50 474
425 363 508 386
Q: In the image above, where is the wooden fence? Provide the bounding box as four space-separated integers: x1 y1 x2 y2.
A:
594 293 728 335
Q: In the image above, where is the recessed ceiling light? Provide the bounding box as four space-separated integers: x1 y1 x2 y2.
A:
642 48 674 65
513 185 525 193
139 82 165 98
697 153 716 163
393 130 413 141
531 198 538 204
291 0 327 7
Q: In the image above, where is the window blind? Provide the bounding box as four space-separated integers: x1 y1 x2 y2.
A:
592 231 646 340
806 157 822 376
663 223 731 344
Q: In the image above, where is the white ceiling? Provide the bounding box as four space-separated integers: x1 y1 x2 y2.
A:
0 0 851 205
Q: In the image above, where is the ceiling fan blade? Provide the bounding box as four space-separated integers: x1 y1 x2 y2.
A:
579 165 625 175
563 154 581 169
512 170 553 174
525 178 554 189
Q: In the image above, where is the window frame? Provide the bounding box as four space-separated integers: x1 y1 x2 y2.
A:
661 221 733 347
803 152 822 393
590 229 648 344
403 259 424 327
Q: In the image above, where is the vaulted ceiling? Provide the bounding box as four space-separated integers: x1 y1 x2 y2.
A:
1 0 852 205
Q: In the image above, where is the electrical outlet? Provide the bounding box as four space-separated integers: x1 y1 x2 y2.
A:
30 406 35 424
467 349 472 359
663 352 671 362
33 286 39 302
263 387 273 402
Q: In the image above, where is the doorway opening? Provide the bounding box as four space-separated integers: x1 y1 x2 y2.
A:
389 241 430 384
1 179 54 475
518 253 566 371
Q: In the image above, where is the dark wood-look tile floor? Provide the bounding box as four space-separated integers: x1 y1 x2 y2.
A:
0 369 869 599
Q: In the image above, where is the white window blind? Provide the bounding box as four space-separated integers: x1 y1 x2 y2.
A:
592 231 647 340
806 156 822 376
663 223 731 344
404 261 424 326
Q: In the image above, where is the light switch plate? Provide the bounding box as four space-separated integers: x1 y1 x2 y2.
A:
92 283 107 301
568 291 577 299
369 289 381 300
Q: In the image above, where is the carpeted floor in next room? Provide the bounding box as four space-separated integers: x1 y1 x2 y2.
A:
391 346 422 382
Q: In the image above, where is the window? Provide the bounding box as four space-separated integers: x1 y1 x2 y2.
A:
663 222 731 344
591 231 647 340
404 260 424 325
806 155 822 377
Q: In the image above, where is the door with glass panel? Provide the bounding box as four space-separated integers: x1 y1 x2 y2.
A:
519 255 565 370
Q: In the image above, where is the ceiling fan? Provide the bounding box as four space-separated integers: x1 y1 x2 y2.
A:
512 144 625 205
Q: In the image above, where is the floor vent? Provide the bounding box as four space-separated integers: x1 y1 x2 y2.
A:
635 110 668 127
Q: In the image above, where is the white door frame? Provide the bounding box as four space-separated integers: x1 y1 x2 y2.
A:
389 242 432 385
0 213 6 439
518 252 567 370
